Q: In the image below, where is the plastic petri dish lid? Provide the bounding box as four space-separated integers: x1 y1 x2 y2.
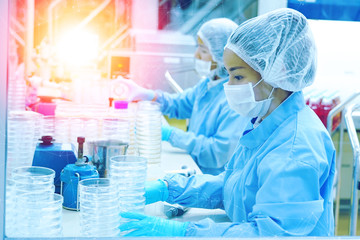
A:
11 166 55 182
109 155 147 168
136 101 161 111
79 178 117 194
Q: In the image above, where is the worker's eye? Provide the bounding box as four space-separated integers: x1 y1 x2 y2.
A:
234 76 243 81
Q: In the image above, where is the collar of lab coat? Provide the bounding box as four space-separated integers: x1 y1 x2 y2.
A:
239 91 306 149
206 76 228 91
198 77 228 99
207 76 227 90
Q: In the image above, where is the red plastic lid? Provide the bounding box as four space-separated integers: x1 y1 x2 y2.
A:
40 135 54 145
77 136 85 144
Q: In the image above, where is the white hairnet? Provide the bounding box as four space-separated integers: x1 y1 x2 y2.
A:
197 18 238 78
225 8 317 91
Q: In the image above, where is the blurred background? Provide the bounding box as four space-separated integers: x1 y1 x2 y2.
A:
7 0 360 105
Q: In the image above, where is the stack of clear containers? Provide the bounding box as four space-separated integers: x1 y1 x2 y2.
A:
6 166 63 237
79 178 121 237
54 101 107 154
112 100 137 155
7 111 43 178
109 155 147 235
127 102 138 155
102 117 130 144
69 117 100 154
135 101 162 163
5 179 16 236
42 115 56 137
8 64 26 111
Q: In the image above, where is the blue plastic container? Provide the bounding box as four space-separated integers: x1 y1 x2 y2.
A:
32 136 77 193
60 164 99 210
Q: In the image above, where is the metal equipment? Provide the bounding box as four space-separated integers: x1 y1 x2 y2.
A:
60 137 99 211
345 100 360 235
87 139 128 178
32 135 77 193
327 92 360 235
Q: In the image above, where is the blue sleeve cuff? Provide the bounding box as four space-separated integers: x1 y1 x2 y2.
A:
145 179 169 204
159 179 169 201
163 174 184 204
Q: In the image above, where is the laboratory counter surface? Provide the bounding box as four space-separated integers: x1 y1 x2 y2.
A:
62 142 229 237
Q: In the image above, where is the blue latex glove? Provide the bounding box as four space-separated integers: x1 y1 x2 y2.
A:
161 125 174 141
113 77 155 101
145 179 169 205
120 212 189 237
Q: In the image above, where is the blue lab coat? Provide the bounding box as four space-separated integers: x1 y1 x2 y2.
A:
156 77 249 175
164 91 336 237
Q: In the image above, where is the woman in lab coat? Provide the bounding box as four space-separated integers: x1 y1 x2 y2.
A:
118 18 249 175
119 8 336 237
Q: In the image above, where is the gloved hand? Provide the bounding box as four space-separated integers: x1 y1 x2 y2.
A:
120 212 189 237
161 125 174 141
113 77 155 101
145 179 169 205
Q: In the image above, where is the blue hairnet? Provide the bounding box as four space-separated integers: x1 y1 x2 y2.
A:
197 18 238 78
225 8 317 91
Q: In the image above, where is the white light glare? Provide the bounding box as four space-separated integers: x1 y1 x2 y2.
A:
56 30 99 66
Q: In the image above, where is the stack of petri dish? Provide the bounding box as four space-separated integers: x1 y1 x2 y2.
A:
125 103 138 156
7 111 43 178
112 100 138 155
8 65 26 111
5 179 15 236
109 156 147 214
69 117 99 155
42 115 56 137
135 101 162 164
54 101 107 154
102 117 130 144
79 178 121 237
6 166 63 237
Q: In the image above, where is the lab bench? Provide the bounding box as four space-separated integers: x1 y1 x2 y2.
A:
62 141 229 237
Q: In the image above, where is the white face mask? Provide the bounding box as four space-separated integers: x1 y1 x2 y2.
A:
195 58 212 77
223 79 274 118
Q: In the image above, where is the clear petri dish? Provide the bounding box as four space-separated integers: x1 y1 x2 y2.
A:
11 166 55 184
